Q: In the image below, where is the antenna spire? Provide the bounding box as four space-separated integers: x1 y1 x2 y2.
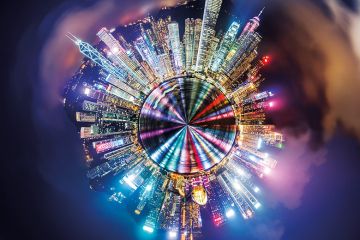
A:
258 7 265 17
66 32 80 45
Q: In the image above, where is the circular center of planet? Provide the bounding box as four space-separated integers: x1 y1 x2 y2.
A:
139 77 237 174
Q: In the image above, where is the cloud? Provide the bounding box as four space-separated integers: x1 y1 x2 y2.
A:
264 130 326 209
258 1 359 212
268 0 360 141
251 220 285 240
321 0 360 138
252 130 326 239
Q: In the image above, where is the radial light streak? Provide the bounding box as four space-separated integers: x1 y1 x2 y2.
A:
139 77 237 174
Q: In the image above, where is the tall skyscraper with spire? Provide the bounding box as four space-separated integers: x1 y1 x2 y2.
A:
241 7 264 35
222 8 264 77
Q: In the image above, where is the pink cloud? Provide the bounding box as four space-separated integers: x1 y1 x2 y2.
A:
264 130 327 209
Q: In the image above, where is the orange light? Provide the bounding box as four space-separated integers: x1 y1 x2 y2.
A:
191 185 208 205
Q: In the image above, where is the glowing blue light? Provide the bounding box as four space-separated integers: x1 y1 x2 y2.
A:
123 174 137 189
145 185 152 191
226 209 235 218
143 225 154 233
168 230 177 238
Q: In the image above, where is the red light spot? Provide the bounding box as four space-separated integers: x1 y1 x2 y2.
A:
262 55 270 64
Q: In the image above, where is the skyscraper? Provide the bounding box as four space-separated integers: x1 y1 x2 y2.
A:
203 35 220 71
168 22 184 73
67 34 127 84
143 174 167 233
158 53 174 78
223 32 261 84
153 17 172 55
195 0 223 72
192 19 202 70
97 28 149 90
222 9 264 78
241 8 264 35
209 22 240 72
184 18 195 71
134 36 163 78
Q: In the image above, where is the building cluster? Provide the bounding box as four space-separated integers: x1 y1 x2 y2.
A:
63 0 284 239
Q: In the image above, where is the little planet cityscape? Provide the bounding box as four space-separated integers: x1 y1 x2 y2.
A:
63 0 284 239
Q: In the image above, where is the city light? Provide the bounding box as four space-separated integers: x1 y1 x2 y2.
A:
145 185 152 191
263 55 270 64
111 47 119 53
123 174 137 189
64 1 284 238
226 209 235 218
191 185 208 205
233 181 241 191
143 225 154 233
249 155 256 161
237 168 245 176
84 87 90 96
168 230 177 238
264 167 272 175
246 209 254 218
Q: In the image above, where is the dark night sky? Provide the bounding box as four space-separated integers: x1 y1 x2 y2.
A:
2 0 360 239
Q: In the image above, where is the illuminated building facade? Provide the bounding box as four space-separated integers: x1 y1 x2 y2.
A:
195 0 223 71
192 19 202 70
168 22 184 73
209 21 240 72
96 28 150 92
184 18 195 71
